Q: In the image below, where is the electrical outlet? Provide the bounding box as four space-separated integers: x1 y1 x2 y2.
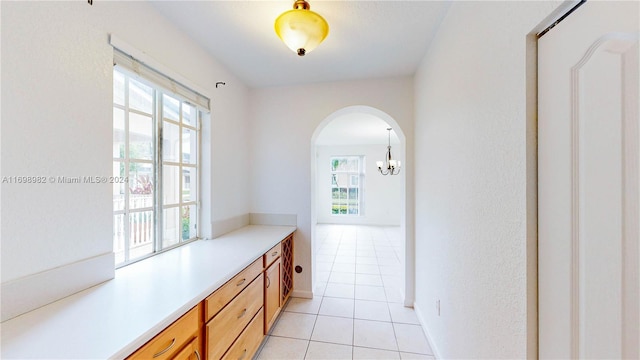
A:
436 299 440 316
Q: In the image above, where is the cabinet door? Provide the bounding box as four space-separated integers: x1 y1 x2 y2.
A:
171 338 201 360
264 258 281 334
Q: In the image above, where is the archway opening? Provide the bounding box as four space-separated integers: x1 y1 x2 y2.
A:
310 105 411 305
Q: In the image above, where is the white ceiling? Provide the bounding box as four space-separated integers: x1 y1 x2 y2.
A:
150 0 451 88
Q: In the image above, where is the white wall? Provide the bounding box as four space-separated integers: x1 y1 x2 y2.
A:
413 1 561 358
249 77 413 295
316 145 402 226
1 1 250 318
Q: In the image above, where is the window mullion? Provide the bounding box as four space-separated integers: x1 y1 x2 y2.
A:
178 101 183 244
123 77 131 264
155 90 163 253
196 111 202 239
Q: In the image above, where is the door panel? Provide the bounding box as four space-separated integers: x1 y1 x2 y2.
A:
538 1 639 358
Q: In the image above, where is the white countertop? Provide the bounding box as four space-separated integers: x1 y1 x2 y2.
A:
0 225 296 359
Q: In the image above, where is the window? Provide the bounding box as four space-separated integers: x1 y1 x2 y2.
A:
112 53 206 267
331 156 364 215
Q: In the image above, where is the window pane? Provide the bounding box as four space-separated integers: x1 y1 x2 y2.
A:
129 210 154 260
129 112 153 160
340 188 347 200
349 187 358 200
113 108 125 158
114 71 125 106
182 167 196 202
129 78 153 114
331 157 359 172
163 94 180 122
348 205 358 215
129 163 154 209
182 128 197 164
335 174 348 187
163 207 180 248
182 104 196 126
113 162 125 211
113 68 202 266
182 205 197 240
331 158 340 172
346 158 359 172
350 175 359 187
163 121 180 162
163 165 180 205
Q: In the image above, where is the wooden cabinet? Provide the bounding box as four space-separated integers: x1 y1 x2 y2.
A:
263 234 294 334
205 258 262 320
264 258 281 333
264 242 281 268
206 275 264 360
127 304 201 360
172 338 202 360
221 308 265 360
126 232 294 360
281 235 294 305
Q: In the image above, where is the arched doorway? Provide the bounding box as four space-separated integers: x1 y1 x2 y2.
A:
310 105 413 306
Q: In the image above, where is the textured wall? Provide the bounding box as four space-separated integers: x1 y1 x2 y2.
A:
316 145 402 226
249 77 413 295
413 1 561 358
1 1 250 301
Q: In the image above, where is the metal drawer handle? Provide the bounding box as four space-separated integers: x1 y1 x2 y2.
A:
152 338 176 358
239 349 247 360
266 276 271 288
271 251 278 257
237 308 247 319
236 278 246 286
195 350 201 360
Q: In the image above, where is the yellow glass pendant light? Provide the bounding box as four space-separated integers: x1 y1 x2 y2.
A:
274 0 329 56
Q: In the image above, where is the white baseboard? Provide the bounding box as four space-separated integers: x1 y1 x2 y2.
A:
291 289 313 299
1 252 115 321
414 302 441 359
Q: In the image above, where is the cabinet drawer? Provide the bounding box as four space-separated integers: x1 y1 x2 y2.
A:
171 338 201 360
263 243 282 268
127 304 200 360
222 308 265 360
206 257 263 321
206 276 264 360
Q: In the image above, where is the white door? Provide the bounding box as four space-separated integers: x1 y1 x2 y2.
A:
539 1 639 358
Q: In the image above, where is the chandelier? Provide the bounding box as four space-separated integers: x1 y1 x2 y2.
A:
274 0 329 56
377 128 401 176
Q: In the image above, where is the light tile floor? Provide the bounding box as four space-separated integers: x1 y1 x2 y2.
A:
256 224 435 360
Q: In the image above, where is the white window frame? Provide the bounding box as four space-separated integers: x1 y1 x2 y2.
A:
112 56 207 268
330 156 365 216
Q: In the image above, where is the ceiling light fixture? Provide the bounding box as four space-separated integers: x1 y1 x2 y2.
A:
377 128 401 176
274 0 329 56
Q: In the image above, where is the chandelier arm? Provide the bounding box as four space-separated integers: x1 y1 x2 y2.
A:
377 127 401 176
